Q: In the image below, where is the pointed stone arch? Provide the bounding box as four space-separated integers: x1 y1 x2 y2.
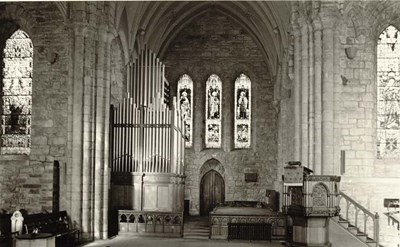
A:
199 158 225 179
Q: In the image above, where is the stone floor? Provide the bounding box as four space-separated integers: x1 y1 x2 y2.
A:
81 237 285 247
81 217 367 247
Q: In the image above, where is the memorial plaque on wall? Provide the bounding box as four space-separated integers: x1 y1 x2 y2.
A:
384 198 399 208
245 173 257 182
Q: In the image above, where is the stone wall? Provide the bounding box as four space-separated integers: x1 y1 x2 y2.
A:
287 2 400 243
163 11 278 215
0 2 68 213
339 1 400 178
338 2 376 177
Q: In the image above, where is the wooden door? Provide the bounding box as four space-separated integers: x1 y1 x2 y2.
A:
200 170 225 216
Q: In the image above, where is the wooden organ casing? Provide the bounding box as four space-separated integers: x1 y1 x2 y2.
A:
110 46 185 237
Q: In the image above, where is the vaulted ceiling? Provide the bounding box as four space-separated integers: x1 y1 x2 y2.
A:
113 1 291 76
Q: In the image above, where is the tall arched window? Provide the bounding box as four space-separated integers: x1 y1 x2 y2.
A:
234 74 251 148
205 74 222 148
1 29 32 155
177 74 193 148
377 25 400 158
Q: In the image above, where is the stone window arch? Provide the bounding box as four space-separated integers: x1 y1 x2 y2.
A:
177 74 193 148
377 25 400 158
1 29 32 155
205 74 222 148
234 73 251 148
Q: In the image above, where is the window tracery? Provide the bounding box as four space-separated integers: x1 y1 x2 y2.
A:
1 29 32 154
234 74 251 148
205 74 222 148
177 74 193 148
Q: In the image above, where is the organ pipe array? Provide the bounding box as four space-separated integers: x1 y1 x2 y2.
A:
110 46 185 175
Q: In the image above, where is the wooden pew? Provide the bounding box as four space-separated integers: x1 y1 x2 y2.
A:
0 213 13 246
18 210 80 247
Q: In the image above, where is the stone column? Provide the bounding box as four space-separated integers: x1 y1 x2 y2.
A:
70 23 86 235
93 26 107 240
300 18 309 166
68 1 114 240
320 6 337 175
293 26 301 161
308 22 315 170
333 28 341 175
101 30 114 240
312 18 322 175
81 26 96 238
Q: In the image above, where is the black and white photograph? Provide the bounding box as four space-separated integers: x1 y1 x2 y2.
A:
0 1 399 247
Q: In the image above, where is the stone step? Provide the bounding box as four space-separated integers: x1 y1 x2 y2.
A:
183 216 210 240
184 226 209 230
183 235 209 240
347 225 359 235
184 224 209 227
355 232 368 242
184 229 209 234
339 220 350 228
336 216 380 246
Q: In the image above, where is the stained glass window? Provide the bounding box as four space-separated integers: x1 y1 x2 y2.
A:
234 74 251 148
177 74 193 148
1 30 32 155
205 74 222 148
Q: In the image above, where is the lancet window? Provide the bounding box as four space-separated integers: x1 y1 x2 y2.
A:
205 74 222 148
1 29 32 155
234 74 251 148
377 25 400 158
177 74 193 148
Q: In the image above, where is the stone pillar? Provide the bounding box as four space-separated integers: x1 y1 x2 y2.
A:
70 23 85 235
101 30 114 240
293 26 301 162
312 18 322 175
300 18 309 167
333 27 341 175
308 22 315 170
320 7 337 175
68 1 114 240
93 26 108 240
81 26 96 239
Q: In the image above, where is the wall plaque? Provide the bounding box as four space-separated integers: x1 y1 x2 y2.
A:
245 173 257 182
384 198 399 208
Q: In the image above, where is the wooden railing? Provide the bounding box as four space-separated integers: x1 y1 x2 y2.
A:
339 192 379 246
384 211 400 230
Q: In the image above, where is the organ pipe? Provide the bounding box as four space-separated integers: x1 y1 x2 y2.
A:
110 46 185 175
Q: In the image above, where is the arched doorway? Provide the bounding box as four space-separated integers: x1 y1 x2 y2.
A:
200 170 225 216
